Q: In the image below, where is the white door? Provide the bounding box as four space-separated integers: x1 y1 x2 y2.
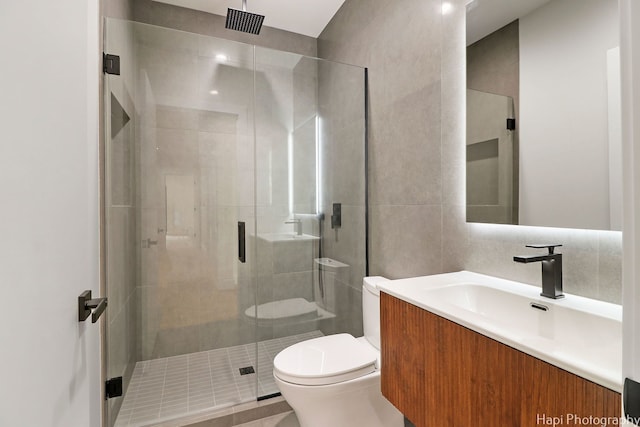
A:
0 0 102 426
623 0 640 425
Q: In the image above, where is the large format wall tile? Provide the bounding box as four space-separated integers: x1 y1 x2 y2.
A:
369 84 442 206
370 204 442 279
320 0 444 281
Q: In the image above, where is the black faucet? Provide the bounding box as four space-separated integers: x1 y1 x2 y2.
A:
513 244 564 299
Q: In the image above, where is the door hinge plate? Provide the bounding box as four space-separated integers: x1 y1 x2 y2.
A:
106 377 123 399
103 53 121 75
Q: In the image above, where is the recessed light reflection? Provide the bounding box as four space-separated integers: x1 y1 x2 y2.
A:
441 2 453 14
209 90 219 95
215 54 228 62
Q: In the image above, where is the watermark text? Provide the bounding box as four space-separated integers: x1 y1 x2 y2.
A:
536 413 640 426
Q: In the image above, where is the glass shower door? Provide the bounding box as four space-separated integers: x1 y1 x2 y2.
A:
104 19 258 426
104 17 368 427
252 46 367 397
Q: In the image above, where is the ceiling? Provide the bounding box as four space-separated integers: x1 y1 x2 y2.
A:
152 0 347 38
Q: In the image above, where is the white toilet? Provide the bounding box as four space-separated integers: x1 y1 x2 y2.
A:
272 277 404 427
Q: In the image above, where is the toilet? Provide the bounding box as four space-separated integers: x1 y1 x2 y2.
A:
272 277 404 427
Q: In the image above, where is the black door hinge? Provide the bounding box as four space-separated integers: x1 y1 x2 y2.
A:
103 53 120 75
105 377 123 399
625 378 640 424
506 118 516 130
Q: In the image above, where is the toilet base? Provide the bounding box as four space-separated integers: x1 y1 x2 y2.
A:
274 370 403 427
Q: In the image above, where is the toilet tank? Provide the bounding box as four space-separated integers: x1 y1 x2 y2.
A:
362 276 390 350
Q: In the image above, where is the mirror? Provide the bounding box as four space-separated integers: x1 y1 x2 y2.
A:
466 0 621 230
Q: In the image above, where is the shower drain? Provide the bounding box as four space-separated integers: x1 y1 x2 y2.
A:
239 366 255 375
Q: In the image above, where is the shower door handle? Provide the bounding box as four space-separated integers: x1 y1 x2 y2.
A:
238 221 246 263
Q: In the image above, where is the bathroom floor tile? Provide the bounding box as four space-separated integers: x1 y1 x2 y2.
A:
114 331 322 427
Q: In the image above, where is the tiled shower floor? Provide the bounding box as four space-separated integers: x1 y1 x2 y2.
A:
115 331 323 427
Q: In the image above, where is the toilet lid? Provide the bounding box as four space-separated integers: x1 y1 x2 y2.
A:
273 334 378 386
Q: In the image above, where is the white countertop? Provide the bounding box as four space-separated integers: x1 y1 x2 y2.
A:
378 271 623 392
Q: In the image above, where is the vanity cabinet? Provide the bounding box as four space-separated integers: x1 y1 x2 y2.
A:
380 293 621 427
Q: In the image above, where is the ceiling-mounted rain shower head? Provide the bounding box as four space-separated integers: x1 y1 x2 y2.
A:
225 0 265 35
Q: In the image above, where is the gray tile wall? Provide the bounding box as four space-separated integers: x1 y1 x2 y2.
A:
319 0 444 281
320 0 622 303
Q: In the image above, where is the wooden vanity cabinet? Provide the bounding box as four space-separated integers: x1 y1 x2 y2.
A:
380 292 621 427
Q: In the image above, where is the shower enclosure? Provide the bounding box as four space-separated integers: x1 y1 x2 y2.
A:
103 19 367 427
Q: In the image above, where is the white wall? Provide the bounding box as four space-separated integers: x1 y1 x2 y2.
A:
0 0 101 426
519 0 619 229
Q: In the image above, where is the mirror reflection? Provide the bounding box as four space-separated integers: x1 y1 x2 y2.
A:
466 0 621 230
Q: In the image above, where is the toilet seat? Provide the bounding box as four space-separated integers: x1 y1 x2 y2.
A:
273 333 378 386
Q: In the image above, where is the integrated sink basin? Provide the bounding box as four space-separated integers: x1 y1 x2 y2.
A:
377 271 622 392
